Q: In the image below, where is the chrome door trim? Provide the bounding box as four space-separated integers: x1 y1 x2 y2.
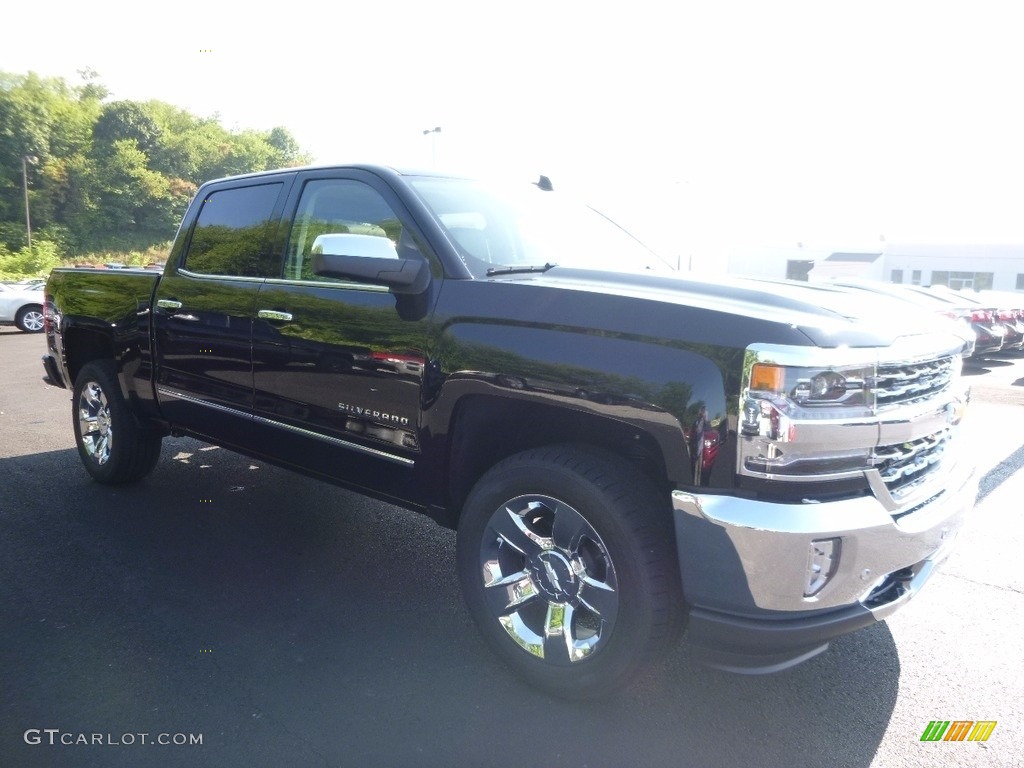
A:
156 386 415 467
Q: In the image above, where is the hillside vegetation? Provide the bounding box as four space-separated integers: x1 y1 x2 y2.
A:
0 69 311 279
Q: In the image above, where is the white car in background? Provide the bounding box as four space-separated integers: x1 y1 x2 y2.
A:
0 282 45 332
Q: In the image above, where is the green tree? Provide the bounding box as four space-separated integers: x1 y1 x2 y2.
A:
0 69 311 255
267 126 304 165
92 100 162 157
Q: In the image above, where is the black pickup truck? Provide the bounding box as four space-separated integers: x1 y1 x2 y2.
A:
42 164 977 697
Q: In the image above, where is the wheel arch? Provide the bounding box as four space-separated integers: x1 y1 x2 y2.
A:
61 322 155 423
442 394 682 526
63 324 118 394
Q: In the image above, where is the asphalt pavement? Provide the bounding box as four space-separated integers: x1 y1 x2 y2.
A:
1 328 1022 768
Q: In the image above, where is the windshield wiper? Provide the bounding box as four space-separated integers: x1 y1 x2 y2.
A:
485 263 557 276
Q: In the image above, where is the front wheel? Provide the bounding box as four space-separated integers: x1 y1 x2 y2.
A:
72 361 162 484
456 445 685 698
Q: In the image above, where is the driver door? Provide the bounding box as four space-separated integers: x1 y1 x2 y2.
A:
250 170 438 500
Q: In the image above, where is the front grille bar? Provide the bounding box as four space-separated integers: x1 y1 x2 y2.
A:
872 428 951 495
872 357 955 406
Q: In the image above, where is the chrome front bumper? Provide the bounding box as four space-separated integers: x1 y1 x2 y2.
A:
672 458 977 672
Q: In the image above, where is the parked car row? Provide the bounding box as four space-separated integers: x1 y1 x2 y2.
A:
824 279 1024 361
954 288 1024 355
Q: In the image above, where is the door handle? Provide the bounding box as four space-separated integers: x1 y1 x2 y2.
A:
257 310 293 322
156 299 182 310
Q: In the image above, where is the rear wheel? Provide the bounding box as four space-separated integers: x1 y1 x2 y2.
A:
456 445 685 698
72 361 162 484
15 304 44 332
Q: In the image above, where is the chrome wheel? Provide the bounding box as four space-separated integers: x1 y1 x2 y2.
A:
78 381 113 465
479 494 618 665
72 360 162 484
459 446 684 697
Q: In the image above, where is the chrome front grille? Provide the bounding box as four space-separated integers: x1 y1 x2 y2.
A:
873 428 951 500
872 356 956 407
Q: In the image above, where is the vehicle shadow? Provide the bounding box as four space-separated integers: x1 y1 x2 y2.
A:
977 442 1024 503
963 362 991 376
975 357 1017 368
1 443 898 768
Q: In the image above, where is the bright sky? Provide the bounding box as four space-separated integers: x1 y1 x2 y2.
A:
6 0 1024 262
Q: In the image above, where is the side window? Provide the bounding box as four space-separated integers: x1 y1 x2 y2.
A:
285 179 404 282
183 183 283 277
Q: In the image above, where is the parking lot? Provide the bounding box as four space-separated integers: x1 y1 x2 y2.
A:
1 327 1022 768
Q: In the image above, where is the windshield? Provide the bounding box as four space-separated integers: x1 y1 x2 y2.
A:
408 176 670 278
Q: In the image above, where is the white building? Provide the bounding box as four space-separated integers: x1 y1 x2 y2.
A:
883 243 1024 291
725 243 1024 291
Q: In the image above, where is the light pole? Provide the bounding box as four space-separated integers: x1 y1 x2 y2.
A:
22 155 38 249
422 127 441 167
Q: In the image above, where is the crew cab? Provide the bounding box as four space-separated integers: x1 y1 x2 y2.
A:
42 165 977 697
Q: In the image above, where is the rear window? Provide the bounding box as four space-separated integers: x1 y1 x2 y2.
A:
183 183 283 277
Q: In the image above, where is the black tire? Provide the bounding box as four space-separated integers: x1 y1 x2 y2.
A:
72 361 162 484
456 445 685 698
15 304 44 333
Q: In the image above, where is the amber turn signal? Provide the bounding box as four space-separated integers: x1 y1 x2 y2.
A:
750 363 785 393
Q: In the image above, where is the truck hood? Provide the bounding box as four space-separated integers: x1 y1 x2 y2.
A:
503 267 951 349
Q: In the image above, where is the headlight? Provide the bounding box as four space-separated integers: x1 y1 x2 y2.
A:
808 371 845 398
749 363 870 407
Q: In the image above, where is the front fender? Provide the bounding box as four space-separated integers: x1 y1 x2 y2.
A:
424 318 737 488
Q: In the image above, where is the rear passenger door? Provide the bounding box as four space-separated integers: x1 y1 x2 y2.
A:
250 169 439 499
153 177 290 443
